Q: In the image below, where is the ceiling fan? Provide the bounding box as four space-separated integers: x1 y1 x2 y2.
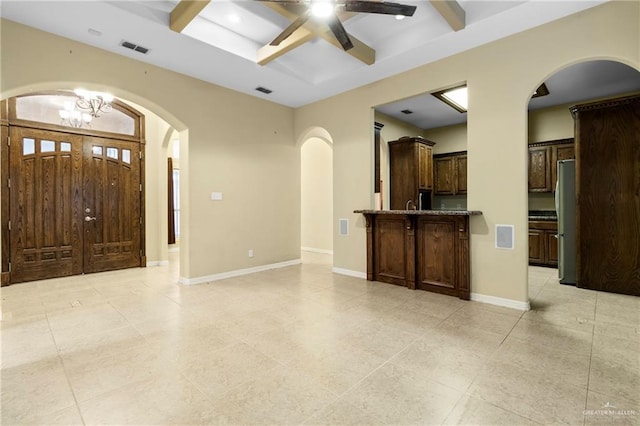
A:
260 0 417 51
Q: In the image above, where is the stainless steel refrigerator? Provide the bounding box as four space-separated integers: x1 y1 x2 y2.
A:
555 159 576 285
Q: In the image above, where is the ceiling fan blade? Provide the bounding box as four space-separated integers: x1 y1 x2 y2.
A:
269 12 311 46
326 14 354 51
343 1 417 17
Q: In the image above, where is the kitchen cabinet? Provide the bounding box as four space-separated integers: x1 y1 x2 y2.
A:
389 136 435 210
528 220 558 267
572 94 640 296
528 139 574 193
434 151 467 195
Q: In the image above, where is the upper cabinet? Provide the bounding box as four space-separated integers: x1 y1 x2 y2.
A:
528 139 574 193
389 136 436 210
434 151 467 196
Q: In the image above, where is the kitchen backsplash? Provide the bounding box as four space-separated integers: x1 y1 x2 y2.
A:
528 193 555 211
434 195 468 210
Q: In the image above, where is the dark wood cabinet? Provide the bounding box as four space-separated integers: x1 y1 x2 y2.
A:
528 146 552 192
528 220 558 267
572 95 640 296
434 151 467 195
434 157 454 195
528 139 574 193
416 215 469 298
357 210 480 300
389 137 435 210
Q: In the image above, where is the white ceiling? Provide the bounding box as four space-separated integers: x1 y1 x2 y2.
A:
377 60 640 129
1 0 609 108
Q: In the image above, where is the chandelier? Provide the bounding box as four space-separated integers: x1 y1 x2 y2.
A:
74 89 113 117
58 89 114 128
59 101 93 128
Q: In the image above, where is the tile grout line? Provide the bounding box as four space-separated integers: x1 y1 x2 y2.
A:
43 309 87 426
582 291 598 426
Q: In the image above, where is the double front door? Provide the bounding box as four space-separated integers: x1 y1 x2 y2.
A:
9 127 143 283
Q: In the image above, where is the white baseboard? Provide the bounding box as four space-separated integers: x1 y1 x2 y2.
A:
471 292 531 311
332 267 367 279
179 259 302 285
301 247 334 255
146 260 170 267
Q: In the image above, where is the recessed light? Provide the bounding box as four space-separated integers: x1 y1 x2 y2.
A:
401 109 413 114
395 15 405 20
227 14 240 24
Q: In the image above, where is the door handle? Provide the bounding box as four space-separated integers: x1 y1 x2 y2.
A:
84 216 97 222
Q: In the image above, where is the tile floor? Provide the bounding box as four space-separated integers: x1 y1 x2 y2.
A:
1 252 639 425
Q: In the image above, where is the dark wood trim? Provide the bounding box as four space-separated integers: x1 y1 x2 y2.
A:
1 272 9 286
374 122 383 193
457 216 470 300
570 93 640 117
388 136 436 147
405 216 416 290
365 214 374 280
528 138 574 148
167 158 176 245
433 150 467 159
1 99 8 124
1 121 9 280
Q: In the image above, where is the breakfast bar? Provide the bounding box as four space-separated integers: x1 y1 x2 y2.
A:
354 209 482 300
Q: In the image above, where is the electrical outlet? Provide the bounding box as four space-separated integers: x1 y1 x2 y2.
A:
248 249 254 258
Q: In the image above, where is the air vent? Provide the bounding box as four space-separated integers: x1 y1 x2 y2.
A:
121 41 149 55
339 219 349 236
401 109 413 114
255 86 272 94
495 224 514 250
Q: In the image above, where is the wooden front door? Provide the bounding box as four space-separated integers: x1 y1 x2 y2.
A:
8 127 142 282
9 127 83 282
83 137 141 273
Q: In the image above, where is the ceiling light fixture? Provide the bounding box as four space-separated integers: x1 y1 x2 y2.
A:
432 85 468 113
311 0 334 18
227 14 240 24
395 15 406 20
532 82 550 98
74 89 113 117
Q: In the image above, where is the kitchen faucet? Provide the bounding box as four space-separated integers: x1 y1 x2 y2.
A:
406 200 416 210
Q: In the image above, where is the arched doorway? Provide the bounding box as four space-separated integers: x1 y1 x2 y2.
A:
0 89 189 285
299 128 334 260
525 59 640 303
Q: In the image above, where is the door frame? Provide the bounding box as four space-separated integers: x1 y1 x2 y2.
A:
0 91 146 286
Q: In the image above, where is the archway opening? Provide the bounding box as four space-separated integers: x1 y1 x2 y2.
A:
525 59 640 306
300 135 334 263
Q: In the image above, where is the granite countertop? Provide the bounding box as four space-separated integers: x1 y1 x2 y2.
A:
528 210 557 221
354 209 483 216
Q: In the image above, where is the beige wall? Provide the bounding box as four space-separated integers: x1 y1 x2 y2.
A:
1 19 299 281
295 1 639 305
424 123 468 154
301 137 333 252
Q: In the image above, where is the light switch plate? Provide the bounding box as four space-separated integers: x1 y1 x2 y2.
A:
211 192 223 200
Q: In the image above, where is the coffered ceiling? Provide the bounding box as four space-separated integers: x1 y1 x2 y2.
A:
1 0 607 108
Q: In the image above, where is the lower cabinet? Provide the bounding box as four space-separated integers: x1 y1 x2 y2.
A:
528 220 558 267
416 215 469 298
363 212 472 300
